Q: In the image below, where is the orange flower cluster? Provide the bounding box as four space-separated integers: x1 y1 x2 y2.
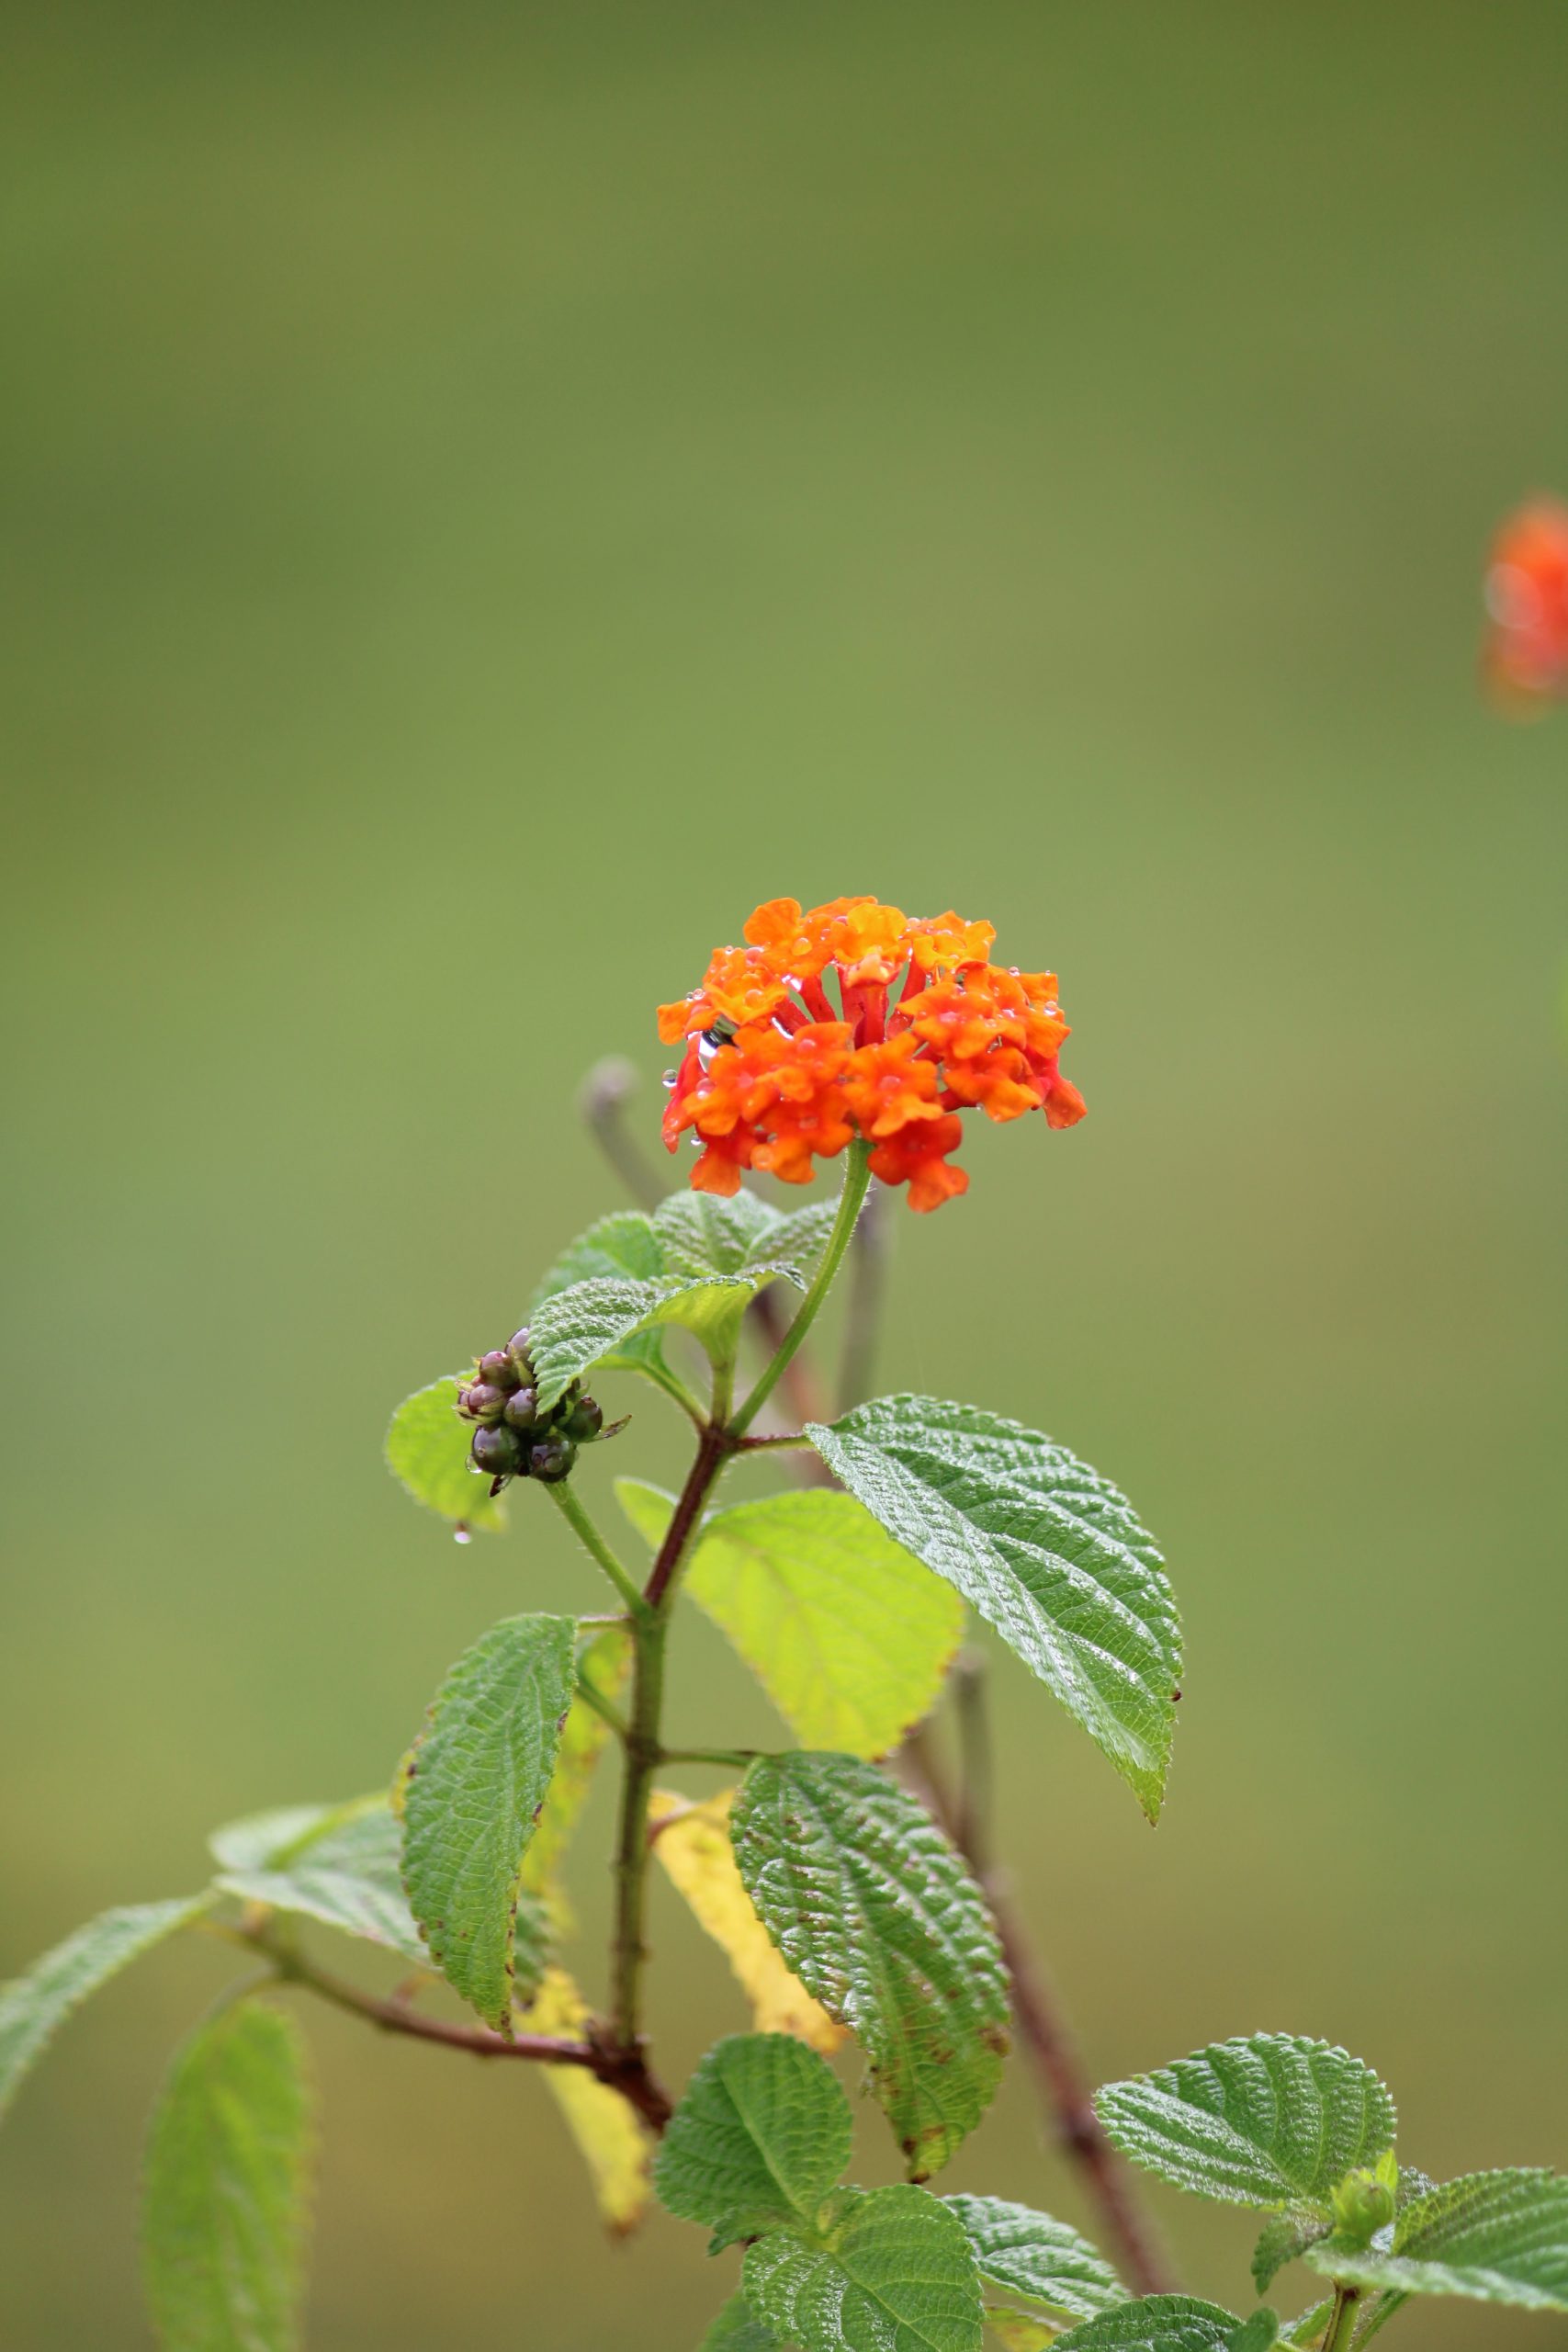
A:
659 897 1086 1211
1483 499 1568 709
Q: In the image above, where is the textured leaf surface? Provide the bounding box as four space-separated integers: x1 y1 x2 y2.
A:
945 2196 1126 2320
703 2291 786 2349
1223 2318 1278 2352
532 1211 671 1376
1303 2169 1568 2311
650 1789 844 2053
400 1611 577 2030
731 1753 1010 2177
528 1273 763 1407
1052 2299 1242 2352
807 1396 1179 1819
522 1628 632 1903
520 1969 652 2236
384 1374 506 1532
656 1186 835 1284
1095 2037 1396 2211
0 1896 208 2122
209 1806 335 1873
654 2032 852 2252
142 2001 313 2352
745 2184 984 2352
1251 2211 1328 2295
618 1481 962 1757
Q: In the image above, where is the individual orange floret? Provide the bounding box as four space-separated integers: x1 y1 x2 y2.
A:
743 896 871 980
821 899 914 989
941 1044 1044 1124
868 1113 969 1212
842 1035 947 1139
657 943 786 1046
907 910 997 976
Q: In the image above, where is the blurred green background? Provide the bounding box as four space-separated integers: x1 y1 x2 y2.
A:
3 2 1565 2343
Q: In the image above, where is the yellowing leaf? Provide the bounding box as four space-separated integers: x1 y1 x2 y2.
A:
519 1969 651 2237
649 1790 843 2057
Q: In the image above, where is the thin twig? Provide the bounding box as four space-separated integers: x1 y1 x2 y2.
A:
578 1057 663 1209
903 1719 1171 2296
837 1175 888 1409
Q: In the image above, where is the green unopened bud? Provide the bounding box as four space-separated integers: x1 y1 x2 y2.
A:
462 1382 508 1425
471 1424 523 1477
502 1386 540 1430
1331 2152 1398 2246
563 1396 604 1442
527 1433 576 1484
507 1328 535 1379
478 1349 519 1391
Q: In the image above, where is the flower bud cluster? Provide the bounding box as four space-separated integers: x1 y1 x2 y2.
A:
457 1328 606 1493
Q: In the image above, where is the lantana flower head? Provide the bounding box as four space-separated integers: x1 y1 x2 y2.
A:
659 896 1086 1211
1483 498 1568 709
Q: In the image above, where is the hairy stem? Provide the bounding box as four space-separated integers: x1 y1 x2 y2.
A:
903 1722 1171 2297
544 1480 650 1620
730 1140 872 1436
1320 2287 1362 2352
254 1936 674 2131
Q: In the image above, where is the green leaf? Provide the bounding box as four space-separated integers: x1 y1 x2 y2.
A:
533 1210 671 1377
142 2000 313 2352
1224 2318 1278 2352
400 1611 577 2030
807 1396 1179 1821
986 2309 1059 2351
522 1627 633 1901
385 1375 506 1532
944 2196 1126 2321
0 1895 209 2123
1303 2168 1568 2312
656 1186 836 1284
1052 2299 1244 2352
217 1803 551 1983
653 2031 853 2253
744 2183 984 2352
702 2290 786 2349
1095 2036 1396 2212
209 1806 337 1873
1251 2211 1329 2295
616 1480 963 1758
730 1753 1010 2178
528 1273 764 1408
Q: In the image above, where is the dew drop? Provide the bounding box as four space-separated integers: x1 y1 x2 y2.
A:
453 1522 472 1545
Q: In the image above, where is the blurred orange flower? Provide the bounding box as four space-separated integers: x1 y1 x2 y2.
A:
1483 499 1568 711
659 897 1085 1210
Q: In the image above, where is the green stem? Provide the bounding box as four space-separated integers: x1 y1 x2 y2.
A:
573 1669 629 1741
660 1746 758 1769
729 1139 872 1437
543 1480 651 1622
1321 2286 1362 2352
608 1421 734 2055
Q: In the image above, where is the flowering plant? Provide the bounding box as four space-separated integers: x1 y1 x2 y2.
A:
4 899 1564 2352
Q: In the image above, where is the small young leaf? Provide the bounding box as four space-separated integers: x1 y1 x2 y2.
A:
655 1187 836 1284
743 2183 984 2352
400 1611 577 2030
1251 2211 1329 2295
807 1396 1179 1820
653 2031 852 2252
730 1752 1010 2178
522 1627 633 1905
702 2290 785 2350
944 2195 1127 2320
649 1789 844 2054
1303 2168 1568 2312
1224 2318 1278 2352
1051 2299 1243 2352
142 2000 313 2352
617 1480 963 1758
987 2308 1059 2351
1095 2036 1396 2212
0 1895 209 2123
518 1968 652 2237
528 1274 764 1408
385 1375 506 1532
